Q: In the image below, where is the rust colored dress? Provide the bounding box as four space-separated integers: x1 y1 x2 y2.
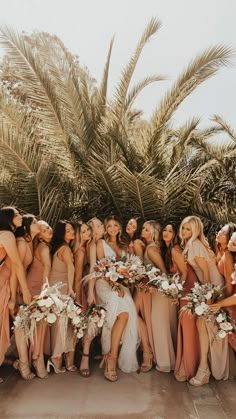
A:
149 244 178 372
174 264 200 380
49 248 75 357
0 233 11 365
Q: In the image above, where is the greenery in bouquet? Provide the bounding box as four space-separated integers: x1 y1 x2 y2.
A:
146 266 183 299
182 283 223 317
215 309 236 339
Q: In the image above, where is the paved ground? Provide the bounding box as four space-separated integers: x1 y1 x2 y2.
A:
0 361 235 419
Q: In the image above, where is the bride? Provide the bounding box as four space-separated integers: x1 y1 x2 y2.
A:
96 215 139 381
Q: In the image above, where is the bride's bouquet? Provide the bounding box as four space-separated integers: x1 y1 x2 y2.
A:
93 255 146 293
146 267 183 299
215 309 236 339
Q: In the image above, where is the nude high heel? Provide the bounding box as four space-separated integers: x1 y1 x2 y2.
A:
189 367 210 386
32 359 48 379
140 351 153 373
47 358 66 374
13 359 35 380
99 353 118 382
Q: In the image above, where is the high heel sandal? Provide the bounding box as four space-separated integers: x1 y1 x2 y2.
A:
47 358 66 374
189 367 210 386
99 353 118 382
79 353 91 377
32 359 48 379
64 353 77 372
140 352 153 373
13 359 35 380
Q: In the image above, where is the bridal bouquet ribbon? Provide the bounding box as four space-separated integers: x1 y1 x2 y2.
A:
13 283 106 342
146 267 184 299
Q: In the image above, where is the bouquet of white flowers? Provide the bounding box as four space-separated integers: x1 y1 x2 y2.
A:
182 283 223 317
146 267 183 299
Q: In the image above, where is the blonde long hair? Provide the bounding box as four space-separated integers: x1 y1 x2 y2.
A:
144 220 161 246
104 215 127 248
179 216 212 255
74 222 92 253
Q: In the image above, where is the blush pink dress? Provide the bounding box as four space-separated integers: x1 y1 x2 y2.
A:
27 243 51 356
187 239 230 380
149 244 178 372
49 247 75 357
0 233 11 365
16 238 33 304
174 264 200 380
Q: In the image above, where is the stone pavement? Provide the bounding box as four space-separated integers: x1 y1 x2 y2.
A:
0 363 235 419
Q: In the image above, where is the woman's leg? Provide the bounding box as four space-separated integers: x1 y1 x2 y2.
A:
104 312 129 374
14 328 35 380
189 318 210 385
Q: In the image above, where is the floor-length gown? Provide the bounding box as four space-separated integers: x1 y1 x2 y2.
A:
16 238 32 305
188 239 230 380
0 233 10 365
149 244 178 372
95 240 139 373
174 264 200 380
27 245 50 356
49 249 75 357
134 245 155 359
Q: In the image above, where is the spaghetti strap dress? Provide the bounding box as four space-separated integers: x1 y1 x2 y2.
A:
148 244 178 372
0 232 11 365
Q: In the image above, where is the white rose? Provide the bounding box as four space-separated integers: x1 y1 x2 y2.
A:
108 272 119 282
77 330 84 339
205 292 212 300
72 316 82 326
218 330 227 339
195 305 204 316
220 322 233 331
177 283 183 290
38 299 47 307
161 280 169 291
216 314 224 323
44 297 54 308
47 313 57 324
97 320 104 327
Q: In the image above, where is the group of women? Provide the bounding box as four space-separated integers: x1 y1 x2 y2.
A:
0 206 235 385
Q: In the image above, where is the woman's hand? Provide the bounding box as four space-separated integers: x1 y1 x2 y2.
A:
210 301 222 314
68 288 75 299
87 291 96 307
22 288 32 305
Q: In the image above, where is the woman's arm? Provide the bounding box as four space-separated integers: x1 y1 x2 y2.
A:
194 256 210 284
147 247 166 273
134 239 145 262
96 239 105 260
2 232 31 304
87 242 97 306
211 294 236 313
223 251 234 297
74 248 85 302
172 248 187 282
60 246 75 297
38 244 51 288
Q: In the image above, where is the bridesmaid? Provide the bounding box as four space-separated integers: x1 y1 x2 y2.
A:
0 207 31 382
96 215 139 380
14 214 40 380
48 220 76 373
87 217 105 244
179 216 228 385
143 221 178 373
125 218 145 258
73 221 96 377
27 220 53 378
216 223 236 297
159 223 200 381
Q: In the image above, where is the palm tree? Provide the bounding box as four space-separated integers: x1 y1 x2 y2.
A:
0 18 234 234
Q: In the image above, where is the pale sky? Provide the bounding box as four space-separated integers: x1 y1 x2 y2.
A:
0 0 236 128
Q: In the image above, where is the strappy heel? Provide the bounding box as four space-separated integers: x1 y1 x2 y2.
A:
99 353 118 382
32 359 48 379
140 351 153 373
13 359 35 380
189 367 210 386
64 353 77 372
47 358 66 374
79 353 91 378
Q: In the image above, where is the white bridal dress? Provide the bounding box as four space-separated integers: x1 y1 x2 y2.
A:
95 240 139 373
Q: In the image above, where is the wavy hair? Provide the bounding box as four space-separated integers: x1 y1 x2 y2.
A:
179 216 211 256
104 215 127 248
15 214 35 242
0 206 18 232
50 220 74 256
74 221 92 253
143 220 161 246
160 223 179 272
